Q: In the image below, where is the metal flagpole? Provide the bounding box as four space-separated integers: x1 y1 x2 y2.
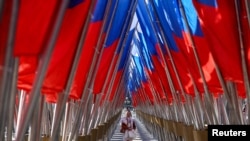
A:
235 0 250 124
86 95 102 134
35 95 45 140
50 101 57 136
29 96 40 141
41 102 50 136
68 92 91 140
0 0 18 139
93 102 103 129
191 78 207 129
61 100 76 141
15 90 27 137
50 1 96 140
15 0 70 140
0 0 4 20
13 102 18 134
48 103 56 136
245 0 250 28
61 102 70 141
227 81 245 124
6 58 19 141
28 93 44 141
82 93 93 135
1 63 14 140
66 100 77 139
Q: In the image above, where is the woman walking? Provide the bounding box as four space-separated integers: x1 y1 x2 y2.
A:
120 110 136 141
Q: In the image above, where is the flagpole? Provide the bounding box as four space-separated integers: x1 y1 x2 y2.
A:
81 92 93 136
67 90 92 140
29 93 45 141
89 95 105 130
29 97 40 141
61 102 70 141
235 0 250 124
41 102 50 137
92 98 103 129
6 58 19 141
50 101 58 136
0 0 18 139
227 81 244 124
48 103 54 136
191 77 209 129
0 0 4 20
245 0 250 28
15 90 27 137
86 94 102 134
227 81 245 124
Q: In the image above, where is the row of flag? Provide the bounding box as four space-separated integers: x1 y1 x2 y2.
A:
126 0 250 106
0 0 250 140
1 0 248 107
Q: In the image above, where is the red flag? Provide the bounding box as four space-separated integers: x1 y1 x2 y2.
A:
173 0 223 94
13 0 60 91
193 0 244 82
17 56 39 92
42 0 91 98
69 0 109 100
13 0 60 56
